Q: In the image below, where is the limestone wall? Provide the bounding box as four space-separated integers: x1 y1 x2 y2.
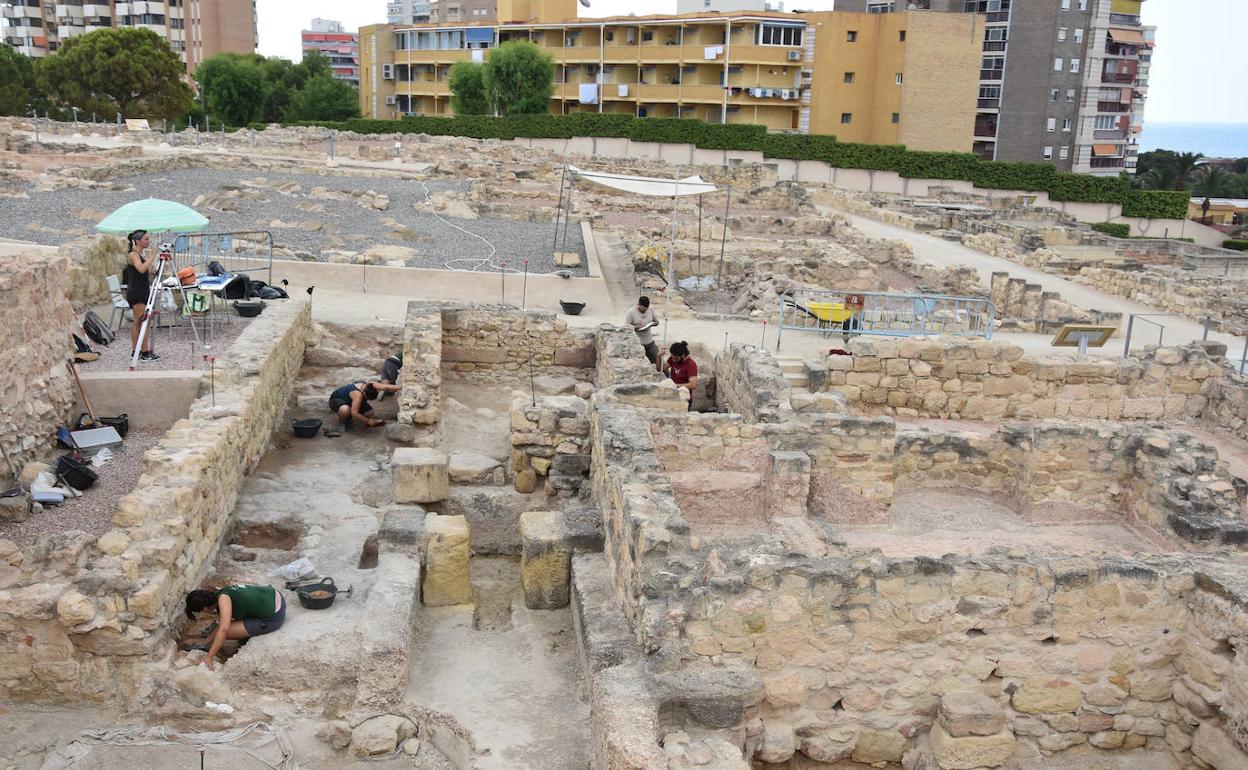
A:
510 392 591 498
0 253 76 475
817 338 1215 422
0 297 311 701
441 305 594 379
594 325 661 389
713 343 792 423
1077 267 1248 335
395 303 443 446
989 271 1122 333
1200 373 1248 445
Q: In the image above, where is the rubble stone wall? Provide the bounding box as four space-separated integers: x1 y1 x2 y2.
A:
396 303 443 446
818 338 1215 422
594 325 662 390
510 392 592 497
713 343 792 423
0 253 76 475
440 305 595 380
1077 267 1248 335
1200 373 1248 445
989 271 1122 333
0 297 311 701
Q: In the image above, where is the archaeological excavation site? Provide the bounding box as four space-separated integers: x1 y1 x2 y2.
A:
1 117 1247 770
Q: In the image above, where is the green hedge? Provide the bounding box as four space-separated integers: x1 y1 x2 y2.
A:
286 113 1189 216
1225 240 1248 252
1091 222 1131 239
1121 190 1191 220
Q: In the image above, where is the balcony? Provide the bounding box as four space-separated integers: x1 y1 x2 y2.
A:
3 4 43 19
1090 157 1124 169
1108 13 1140 25
974 121 999 139
979 69 1004 81
985 11 1010 23
982 40 1006 52
1097 101 1129 113
1101 72 1135 84
1094 129 1126 141
977 98 1000 109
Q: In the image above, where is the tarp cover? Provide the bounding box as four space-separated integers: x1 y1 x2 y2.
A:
569 166 716 197
1108 27 1146 45
1092 144 1121 157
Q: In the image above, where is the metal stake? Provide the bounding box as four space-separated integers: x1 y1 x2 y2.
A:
552 164 567 253
500 261 507 304
761 319 767 348
209 356 216 407
522 260 529 309
528 345 537 407
1203 316 1212 341
1122 314 1135 357
560 176 574 255
696 193 703 276
712 187 733 314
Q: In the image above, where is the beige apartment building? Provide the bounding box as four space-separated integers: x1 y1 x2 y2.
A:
0 0 258 73
359 0 984 150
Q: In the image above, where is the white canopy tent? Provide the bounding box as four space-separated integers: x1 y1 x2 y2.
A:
553 165 730 349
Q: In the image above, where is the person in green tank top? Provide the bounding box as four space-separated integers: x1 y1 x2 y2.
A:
185 583 286 669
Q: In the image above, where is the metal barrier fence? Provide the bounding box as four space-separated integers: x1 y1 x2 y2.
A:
172 231 274 285
776 289 996 349
1123 312 1248 374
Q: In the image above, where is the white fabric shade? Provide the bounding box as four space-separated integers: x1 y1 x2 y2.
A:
568 166 716 197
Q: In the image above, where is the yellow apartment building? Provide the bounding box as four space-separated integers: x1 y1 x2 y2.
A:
358 0 983 151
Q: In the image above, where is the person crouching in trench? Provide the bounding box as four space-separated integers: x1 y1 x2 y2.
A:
185 583 286 669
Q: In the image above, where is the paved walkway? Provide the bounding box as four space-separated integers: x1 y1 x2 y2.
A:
843 212 1246 359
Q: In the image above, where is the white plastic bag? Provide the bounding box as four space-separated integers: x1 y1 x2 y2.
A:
270 556 316 581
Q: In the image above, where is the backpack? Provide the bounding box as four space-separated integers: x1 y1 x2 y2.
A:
82 311 114 346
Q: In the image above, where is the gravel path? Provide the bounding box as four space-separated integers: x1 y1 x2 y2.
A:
0 429 159 548
0 169 587 275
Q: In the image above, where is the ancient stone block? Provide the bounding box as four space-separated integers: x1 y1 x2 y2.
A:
1011 678 1082 714
393 447 449 503
447 451 504 486
852 729 907 764
514 468 538 493
351 714 418 757
929 723 1015 769
938 690 1007 737
1193 724 1248 770
520 511 573 609
422 514 471 606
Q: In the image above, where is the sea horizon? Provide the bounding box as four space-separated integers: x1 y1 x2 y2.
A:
1139 122 1248 158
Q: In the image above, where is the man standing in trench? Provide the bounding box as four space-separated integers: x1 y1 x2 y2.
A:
625 296 660 369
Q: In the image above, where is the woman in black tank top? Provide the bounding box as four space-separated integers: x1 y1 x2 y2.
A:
124 230 159 361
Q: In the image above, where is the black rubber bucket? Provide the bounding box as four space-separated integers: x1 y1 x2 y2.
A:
559 300 586 315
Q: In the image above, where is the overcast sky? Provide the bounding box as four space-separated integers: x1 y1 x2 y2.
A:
257 0 1244 125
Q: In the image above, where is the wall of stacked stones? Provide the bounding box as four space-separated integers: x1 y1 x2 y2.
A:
713 343 792 424
440 305 595 380
672 552 1248 768
1077 267 1248 335
1200 373 1248 445
0 254 76 475
593 325 661 389
0 297 311 701
989 271 1122 333
510 392 591 497
814 337 1214 422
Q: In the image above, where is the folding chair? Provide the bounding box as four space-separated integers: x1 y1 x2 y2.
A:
106 275 131 330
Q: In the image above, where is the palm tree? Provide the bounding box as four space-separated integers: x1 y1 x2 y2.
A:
1192 165 1231 198
1172 152 1205 191
1141 165 1178 191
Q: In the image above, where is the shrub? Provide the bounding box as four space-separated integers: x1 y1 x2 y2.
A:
1224 240 1248 252
896 151 979 181
1091 222 1131 239
760 134 839 161
969 162 1058 192
1121 189 1191 220
824 142 907 171
1049 173 1130 204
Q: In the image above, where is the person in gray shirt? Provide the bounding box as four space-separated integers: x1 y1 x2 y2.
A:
625 295 660 366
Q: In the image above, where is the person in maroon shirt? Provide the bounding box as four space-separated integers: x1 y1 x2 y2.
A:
662 340 699 411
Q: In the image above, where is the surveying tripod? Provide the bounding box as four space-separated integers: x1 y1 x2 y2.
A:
129 242 202 370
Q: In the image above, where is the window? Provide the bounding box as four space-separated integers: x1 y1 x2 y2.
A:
846 30 857 42
1054 57 1063 71
1095 115 1117 129
1058 27 1067 42
642 30 653 41
1066 88 1076 102
979 85 1001 99
867 1 895 11
1060 0 1070 9
1070 58 1080 73
1062 117 1072 131
759 23 803 46
899 30 906 42
843 71 855 83
891 112 900 124
1046 118 1057 132
841 113 853 124
1050 88 1059 102
1059 146 1069 160
1043 146 1054 159
895 72 903 85
1078 0 1087 9
1074 28 1084 43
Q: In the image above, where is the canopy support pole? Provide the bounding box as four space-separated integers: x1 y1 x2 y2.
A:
662 185 680 352
560 176 574 255
696 194 703 277
712 186 733 314
552 164 567 255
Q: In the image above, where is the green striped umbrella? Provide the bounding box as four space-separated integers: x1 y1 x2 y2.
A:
95 198 209 234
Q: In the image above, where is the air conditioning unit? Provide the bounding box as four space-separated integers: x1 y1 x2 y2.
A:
787 50 801 61
382 63 393 80
385 95 396 105
748 87 761 97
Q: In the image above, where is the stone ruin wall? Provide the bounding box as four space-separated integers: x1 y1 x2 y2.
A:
713 343 793 424
809 337 1215 423
510 392 592 498
588 388 1248 769
989 271 1122 333
395 302 597 446
0 253 76 476
1077 266 1248 336
0 297 311 701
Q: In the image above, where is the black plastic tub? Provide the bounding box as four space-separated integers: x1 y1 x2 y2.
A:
233 300 265 318
559 300 586 315
292 418 322 438
56 455 98 491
